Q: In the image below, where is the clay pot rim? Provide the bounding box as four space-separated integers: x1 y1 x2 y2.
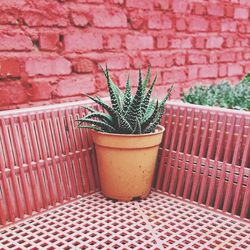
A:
91 125 165 137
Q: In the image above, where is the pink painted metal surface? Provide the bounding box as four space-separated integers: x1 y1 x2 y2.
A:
0 100 249 249
0 192 249 250
0 101 99 226
154 101 250 220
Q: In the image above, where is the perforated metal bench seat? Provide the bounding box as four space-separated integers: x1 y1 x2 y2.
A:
0 100 249 249
0 192 249 250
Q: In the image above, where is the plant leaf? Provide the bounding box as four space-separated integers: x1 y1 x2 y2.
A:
79 118 116 132
125 69 143 127
142 64 151 91
77 112 113 124
80 106 97 113
122 73 132 115
142 101 159 130
141 74 157 114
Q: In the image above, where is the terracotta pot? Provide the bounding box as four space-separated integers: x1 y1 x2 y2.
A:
91 125 165 201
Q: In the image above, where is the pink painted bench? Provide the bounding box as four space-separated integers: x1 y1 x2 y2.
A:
0 100 249 249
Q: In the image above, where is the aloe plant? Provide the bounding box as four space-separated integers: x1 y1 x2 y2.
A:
77 65 173 134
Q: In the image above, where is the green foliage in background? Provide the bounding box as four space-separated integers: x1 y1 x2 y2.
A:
77 65 173 134
182 74 250 111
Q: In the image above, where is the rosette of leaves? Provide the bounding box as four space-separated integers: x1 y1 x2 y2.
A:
77 65 173 134
182 73 250 111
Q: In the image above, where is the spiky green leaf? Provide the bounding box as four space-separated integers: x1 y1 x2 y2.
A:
79 118 116 132
125 69 143 126
77 112 113 124
122 74 132 114
141 74 157 114
132 118 142 134
142 101 159 130
80 106 97 113
142 64 151 91
143 106 164 133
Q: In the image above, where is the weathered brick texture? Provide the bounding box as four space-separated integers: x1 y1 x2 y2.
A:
0 0 250 110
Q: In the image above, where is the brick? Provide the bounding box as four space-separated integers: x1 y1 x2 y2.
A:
228 64 243 76
111 0 124 4
176 19 186 31
219 64 227 77
39 33 59 51
244 52 250 60
0 58 22 78
193 3 206 15
172 0 188 13
206 37 223 49
239 24 246 33
0 33 32 51
209 52 217 64
70 12 89 27
106 54 130 70
95 72 108 91
154 0 170 10
236 52 243 61
128 10 145 30
157 36 168 49
166 55 174 67
148 14 172 29
153 85 180 100
234 8 249 19
207 5 224 16
0 81 28 106
195 37 206 49
225 5 234 17
125 35 153 50
117 70 139 87
244 64 250 73
163 69 187 83
221 21 237 32
93 8 127 28
56 75 96 97
175 53 186 66
188 66 198 80
1 0 26 6
189 17 209 32
219 52 236 62
72 59 95 73
29 80 55 101
21 8 67 27
64 32 103 52
25 57 71 76
170 39 181 49
106 35 122 49
147 53 166 67
199 65 218 78
0 9 19 25
224 37 234 48
188 54 207 64
240 0 250 6
210 20 221 32
240 39 248 47
126 0 153 9
181 38 192 49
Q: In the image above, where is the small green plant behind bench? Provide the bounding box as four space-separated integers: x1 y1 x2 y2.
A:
182 73 250 111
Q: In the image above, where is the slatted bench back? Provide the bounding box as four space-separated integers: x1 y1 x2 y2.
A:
0 101 99 226
154 102 250 220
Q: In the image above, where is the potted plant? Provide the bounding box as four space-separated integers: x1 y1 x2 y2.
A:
77 65 173 201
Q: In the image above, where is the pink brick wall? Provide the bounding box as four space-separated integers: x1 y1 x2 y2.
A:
0 0 250 110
